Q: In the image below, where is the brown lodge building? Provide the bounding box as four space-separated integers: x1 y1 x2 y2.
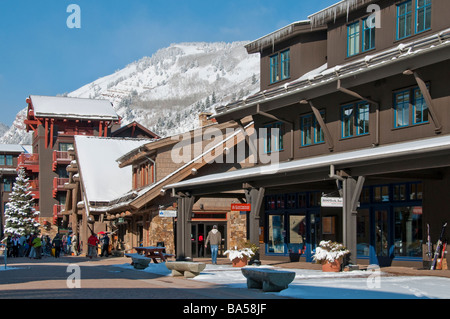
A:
165 0 450 267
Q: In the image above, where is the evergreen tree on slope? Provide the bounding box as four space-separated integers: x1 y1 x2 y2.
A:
4 168 40 236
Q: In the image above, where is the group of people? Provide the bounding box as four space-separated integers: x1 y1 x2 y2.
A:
1 232 79 259
87 232 110 259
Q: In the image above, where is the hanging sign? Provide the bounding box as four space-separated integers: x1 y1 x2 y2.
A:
159 210 177 217
231 203 251 211
321 197 343 207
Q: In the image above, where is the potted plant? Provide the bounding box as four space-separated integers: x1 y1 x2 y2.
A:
312 240 350 272
240 240 261 266
224 246 255 267
288 243 304 262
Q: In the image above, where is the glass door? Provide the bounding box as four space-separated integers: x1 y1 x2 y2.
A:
267 214 285 253
371 207 394 266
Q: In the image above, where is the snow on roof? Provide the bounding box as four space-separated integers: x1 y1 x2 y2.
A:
165 134 450 192
29 95 119 121
0 144 31 153
308 0 377 26
74 136 151 204
245 20 310 52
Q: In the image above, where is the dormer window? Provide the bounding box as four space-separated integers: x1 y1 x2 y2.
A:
132 160 155 189
270 49 291 84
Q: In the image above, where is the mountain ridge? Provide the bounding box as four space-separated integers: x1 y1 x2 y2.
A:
0 41 260 144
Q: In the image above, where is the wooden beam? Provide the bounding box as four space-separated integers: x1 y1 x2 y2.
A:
308 101 335 151
413 71 442 134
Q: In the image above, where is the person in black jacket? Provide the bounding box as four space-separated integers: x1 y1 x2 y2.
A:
52 233 62 258
100 233 110 257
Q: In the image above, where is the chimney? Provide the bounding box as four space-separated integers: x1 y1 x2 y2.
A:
199 112 215 127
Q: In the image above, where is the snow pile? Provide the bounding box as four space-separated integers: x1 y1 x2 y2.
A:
224 247 255 261
112 262 450 299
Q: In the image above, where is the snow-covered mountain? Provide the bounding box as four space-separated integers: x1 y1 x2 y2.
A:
0 41 260 143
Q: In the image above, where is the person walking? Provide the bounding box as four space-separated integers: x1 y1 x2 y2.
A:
100 233 110 257
52 233 62 258
19 234 27 257
32 235 42 259
87 233 99 259
205 225 222 265
11 235 20 257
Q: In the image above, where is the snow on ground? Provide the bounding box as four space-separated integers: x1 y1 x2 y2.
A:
112 262 450 299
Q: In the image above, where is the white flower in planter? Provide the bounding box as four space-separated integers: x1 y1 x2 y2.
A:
312 240 350 263
224 247 255 261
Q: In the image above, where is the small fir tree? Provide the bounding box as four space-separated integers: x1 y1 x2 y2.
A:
4 168 40 236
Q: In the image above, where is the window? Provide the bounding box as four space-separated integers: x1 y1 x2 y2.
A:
341 103 370 138
413 87 429 124
270 54 279 84
397 1 413 40
347 22 360 57
394 86 429 128
280 50 290 80
342 105 355 138
3 178 11 192
269 49 290 84
59 143 74 152
0 155 4 166
264 122 284 153
362 17 376 52
416 0 432 33
397 0 432 40
6 155 13 166
301 112 325 146
357 103 370 135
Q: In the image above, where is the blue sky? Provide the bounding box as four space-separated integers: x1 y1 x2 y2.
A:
0 0 337 127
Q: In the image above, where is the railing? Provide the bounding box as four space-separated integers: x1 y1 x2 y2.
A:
17 153 39 172
52 178 69 198
52 151 71 171
28 179 40 199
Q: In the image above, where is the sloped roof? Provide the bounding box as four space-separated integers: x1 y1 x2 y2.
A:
28 95 120 121
0 144 31 153
74 136 151 204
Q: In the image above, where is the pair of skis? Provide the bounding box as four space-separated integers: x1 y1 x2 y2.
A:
430 222 447 270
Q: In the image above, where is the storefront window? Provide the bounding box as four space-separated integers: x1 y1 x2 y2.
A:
394 206 422 257
357 209 370 257
288 215 306 254
268 215 285 254
373 185 389 202
393 184 406 201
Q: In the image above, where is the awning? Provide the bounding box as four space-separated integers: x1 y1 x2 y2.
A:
165 134 450 196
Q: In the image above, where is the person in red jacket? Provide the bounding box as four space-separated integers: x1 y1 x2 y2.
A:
87 234 99 259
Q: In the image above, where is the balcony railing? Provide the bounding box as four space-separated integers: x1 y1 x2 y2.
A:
28 179 40 199
52 204 65 225
52 177 69 198
17 153 39 173
52 151 71 171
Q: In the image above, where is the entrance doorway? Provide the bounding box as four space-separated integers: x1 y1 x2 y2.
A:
266 209 320 262
191 223 226 258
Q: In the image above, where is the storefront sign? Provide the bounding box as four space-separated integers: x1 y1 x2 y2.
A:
159 210 177 217
321 197 343 207
231 203 251 211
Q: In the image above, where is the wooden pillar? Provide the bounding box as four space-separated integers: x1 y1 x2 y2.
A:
245 187 265 245
342 176 365 265
176 195 195 260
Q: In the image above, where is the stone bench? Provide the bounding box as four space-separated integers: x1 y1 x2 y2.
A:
165 261 206 278
241 268 296 292
124 253 152 269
